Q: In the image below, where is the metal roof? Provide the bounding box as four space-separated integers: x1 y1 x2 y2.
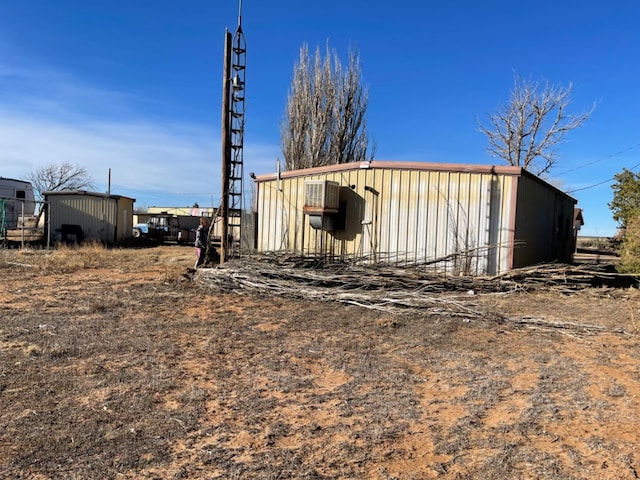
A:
43 190 136 202
0 177 32 186
253 160 575 203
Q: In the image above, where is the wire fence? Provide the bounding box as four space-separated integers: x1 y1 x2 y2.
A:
0 197 49 249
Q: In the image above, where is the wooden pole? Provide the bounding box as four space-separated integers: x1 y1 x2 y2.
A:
220 29 232 263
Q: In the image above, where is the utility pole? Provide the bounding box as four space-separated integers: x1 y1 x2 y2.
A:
220 0 246 263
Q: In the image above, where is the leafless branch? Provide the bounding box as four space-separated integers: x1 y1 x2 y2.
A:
198 254 637 318
281 42 373 170
26 162 95 201
478 74 596 176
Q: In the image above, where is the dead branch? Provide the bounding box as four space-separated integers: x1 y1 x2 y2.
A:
508 316 625 334
197 254 637 319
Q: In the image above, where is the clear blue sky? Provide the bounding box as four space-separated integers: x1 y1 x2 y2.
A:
1 1 638 236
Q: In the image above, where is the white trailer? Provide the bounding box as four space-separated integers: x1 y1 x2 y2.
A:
0 177 36 230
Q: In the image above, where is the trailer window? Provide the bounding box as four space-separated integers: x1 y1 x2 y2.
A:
16 190 26 199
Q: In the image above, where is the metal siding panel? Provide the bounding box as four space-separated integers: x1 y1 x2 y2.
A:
290 177 301 253
484 176 494 272
406 171 417 262
353 169 366 258
397 169 412 264
385 170 398 259
274 179 288 251
256 182 264 251
424 171 438 263
362 168 373 259
117 198 133 241
266 182 277 251
261 181 277 251
499 175 515 273
488 175 504 274
415 171 428 262
470 174 486 274
453 172 471 274
512 175 575 268
295 176 305 253
436 171 451 262
334 169 361 258
513 175 539 267
266 182 276 251
47 194 119 243
472 174 495 274
282 177 294 251
447 172 460 266
255 166 556 274
359 168 378 261
256 182 265 251
262 182 271 251
377 169 393 261
265 182 274 251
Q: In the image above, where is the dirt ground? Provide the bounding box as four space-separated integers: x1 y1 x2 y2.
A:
1 245 639 479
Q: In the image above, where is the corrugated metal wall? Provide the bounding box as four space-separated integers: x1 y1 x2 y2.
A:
48 194 134 244
115 197 134 242
49 195 116 243
512 173 576 268
255 163 522 275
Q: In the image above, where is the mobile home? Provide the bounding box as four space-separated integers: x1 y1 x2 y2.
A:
0 177 36 230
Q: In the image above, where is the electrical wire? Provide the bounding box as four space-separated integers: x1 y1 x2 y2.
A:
566 160 640 193
554 143 640 176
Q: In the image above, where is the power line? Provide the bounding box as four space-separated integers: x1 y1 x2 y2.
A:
566 160 640 193
554 143 640 176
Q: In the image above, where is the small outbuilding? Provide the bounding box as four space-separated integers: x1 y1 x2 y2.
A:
253 161 577 275
44 190 135 244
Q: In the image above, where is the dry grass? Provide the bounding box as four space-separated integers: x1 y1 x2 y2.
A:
1 242 188 278
0 245 639 479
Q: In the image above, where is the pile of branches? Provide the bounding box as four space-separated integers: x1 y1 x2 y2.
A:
494 262 639 290
197 253 637 317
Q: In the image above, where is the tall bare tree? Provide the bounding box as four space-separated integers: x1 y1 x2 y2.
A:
281 43 374 170
478 74 596 176
27 162 95 201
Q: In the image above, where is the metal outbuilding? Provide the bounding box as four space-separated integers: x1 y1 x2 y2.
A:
253 161 577 275
44 190 135 244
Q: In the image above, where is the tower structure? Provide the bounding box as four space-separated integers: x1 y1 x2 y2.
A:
220 1 246 262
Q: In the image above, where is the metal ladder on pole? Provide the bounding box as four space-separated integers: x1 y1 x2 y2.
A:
225 5 246 259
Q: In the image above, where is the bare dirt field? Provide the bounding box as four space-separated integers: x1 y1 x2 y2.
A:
1 245 639 479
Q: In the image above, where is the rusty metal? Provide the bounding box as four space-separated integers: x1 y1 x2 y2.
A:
220 0 246 262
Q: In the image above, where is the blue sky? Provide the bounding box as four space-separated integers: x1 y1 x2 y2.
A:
1 1 638 236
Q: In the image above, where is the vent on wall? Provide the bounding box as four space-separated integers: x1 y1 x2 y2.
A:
303 180 340 214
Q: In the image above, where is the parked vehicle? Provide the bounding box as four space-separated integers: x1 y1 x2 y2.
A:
132 213 197 244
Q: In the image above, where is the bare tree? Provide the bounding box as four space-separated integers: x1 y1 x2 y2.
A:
281 43 374 170
478 74 596 176
27 162 95 201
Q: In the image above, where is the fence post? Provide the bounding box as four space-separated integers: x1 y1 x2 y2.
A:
21 200 25 249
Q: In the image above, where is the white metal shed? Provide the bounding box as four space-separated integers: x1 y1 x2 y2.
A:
253 161 577 275
44 190 135 244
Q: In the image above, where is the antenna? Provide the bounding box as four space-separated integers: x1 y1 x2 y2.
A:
220 0 246 262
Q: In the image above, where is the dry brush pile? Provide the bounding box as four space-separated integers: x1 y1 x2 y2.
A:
199 253 639 331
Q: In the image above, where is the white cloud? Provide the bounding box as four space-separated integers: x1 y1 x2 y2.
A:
1 110 210 188
0 58 280 208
